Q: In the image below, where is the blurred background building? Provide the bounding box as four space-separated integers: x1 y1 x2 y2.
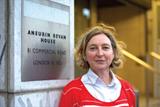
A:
75 0 160 107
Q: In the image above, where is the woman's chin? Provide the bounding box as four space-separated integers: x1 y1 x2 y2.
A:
94 66 108 71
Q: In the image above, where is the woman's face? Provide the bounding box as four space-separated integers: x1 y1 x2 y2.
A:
85 34 114 72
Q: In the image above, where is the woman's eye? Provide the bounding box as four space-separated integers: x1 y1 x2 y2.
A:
103 47 109 50
90 47 96 50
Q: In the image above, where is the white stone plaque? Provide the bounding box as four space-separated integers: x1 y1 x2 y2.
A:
8 0 74 92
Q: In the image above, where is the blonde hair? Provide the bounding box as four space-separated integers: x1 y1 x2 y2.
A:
75 23 125 70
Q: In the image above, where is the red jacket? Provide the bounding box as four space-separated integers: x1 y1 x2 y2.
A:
59 77 136 107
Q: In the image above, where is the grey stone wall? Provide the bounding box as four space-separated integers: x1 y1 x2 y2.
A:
0 0 74 107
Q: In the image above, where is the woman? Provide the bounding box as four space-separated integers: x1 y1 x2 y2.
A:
59 24 136 107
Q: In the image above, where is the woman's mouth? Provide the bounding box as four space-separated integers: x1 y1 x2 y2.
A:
95 60 105 64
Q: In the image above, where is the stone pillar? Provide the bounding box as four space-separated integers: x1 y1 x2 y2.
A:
0 0 74 107
0 0 7 106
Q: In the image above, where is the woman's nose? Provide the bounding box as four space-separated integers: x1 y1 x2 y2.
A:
97 48 103 56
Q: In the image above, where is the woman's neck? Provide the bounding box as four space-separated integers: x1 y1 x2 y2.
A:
93 68 112 85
